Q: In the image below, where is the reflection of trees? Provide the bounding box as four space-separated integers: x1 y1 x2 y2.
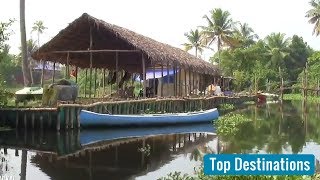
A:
219 101 316 154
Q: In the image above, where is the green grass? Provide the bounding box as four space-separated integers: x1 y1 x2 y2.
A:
283 94 320 102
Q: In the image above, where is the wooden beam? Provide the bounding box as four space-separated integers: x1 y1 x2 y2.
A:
94 68 97 98
51 49 141 54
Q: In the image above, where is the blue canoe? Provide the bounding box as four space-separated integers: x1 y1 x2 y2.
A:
80 108 219 127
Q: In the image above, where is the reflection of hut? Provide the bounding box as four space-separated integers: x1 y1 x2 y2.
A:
30 133 214 180
32 13 220 99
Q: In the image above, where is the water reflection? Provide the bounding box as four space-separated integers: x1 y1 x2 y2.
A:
0 123 217 180
1 101 320 179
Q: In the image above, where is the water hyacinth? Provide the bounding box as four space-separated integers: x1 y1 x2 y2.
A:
214 113 252 137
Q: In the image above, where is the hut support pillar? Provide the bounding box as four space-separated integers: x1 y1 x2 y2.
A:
116 52 119 94
94 68 97 97
167 62 170 96
41 60 45 87
184 69 187 96
89 26 93 98
103 68 106 96
142 55 146 98
153 64 156 97
52 62 56 83
161 64 164 97
66 52 70 79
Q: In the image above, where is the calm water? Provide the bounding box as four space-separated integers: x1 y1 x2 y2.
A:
0 100 320 180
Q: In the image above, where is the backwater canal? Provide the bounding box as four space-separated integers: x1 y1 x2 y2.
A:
0 100 319 179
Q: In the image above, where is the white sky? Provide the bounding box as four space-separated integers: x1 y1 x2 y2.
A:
0 0 318 61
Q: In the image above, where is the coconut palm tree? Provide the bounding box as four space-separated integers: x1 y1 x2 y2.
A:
306 0 320 36
234 23 258 47
182 29 205 57
31 20 47 47
201 8 235 64
20 0 31 86
32 20 47 86
264 33 290 69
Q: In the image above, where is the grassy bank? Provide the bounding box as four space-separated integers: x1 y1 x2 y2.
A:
283 94 320 102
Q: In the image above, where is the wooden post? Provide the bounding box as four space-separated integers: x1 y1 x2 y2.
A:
116 52 119 95
189 68 192 95
153 64 156 97
173 65 176 97
161 64 164 97
103 68 106 96
179 66 182 96
167 62 170 96
41 60 45 87
94 68 97 97
142 54 147 98
75 67 78 83
184 69 187 96
52 62 56 83
66 53 70 79
89 26 93 98
85 69 88 98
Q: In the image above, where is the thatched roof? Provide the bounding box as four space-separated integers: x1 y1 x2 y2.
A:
32 13 219 75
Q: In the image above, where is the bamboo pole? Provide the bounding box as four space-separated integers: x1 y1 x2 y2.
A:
173 65 176 97
66 53 70 79
41 60 45 87
85 69 88 98
179 66 182 96
161 64 164 97
116 52 119 95
142 55 147 98
189 68 192 95
52 62 56 83
167 62 170 96
94 68 97 97
153 64 156 97
75 67 78 83
184 69 187 96
103 68 106 96
89 26 93 98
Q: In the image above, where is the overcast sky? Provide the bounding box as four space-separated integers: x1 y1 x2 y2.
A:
0 0 318 60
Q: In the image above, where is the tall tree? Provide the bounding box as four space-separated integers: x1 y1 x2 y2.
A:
201 8 235 64
234 23 258 48
31 20 47 48
20 0 31 86
306 0 320 36
182 29 205 57
31 20 47 86
264 33 290 69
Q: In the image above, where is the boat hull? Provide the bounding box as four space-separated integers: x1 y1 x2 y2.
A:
80 108 219 127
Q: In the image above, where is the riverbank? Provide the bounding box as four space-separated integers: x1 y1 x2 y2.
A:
283 94 320 102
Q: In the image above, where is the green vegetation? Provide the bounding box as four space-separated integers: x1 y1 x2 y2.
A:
283 94 320 102
215 113 251 137
218 104 235 111
183 6 315 93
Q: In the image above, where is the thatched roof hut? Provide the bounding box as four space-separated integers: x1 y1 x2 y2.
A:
32 13 219 75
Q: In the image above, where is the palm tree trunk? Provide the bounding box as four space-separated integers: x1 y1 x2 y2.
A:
217 37 221 67
20 0 31 86
195 47 198 58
